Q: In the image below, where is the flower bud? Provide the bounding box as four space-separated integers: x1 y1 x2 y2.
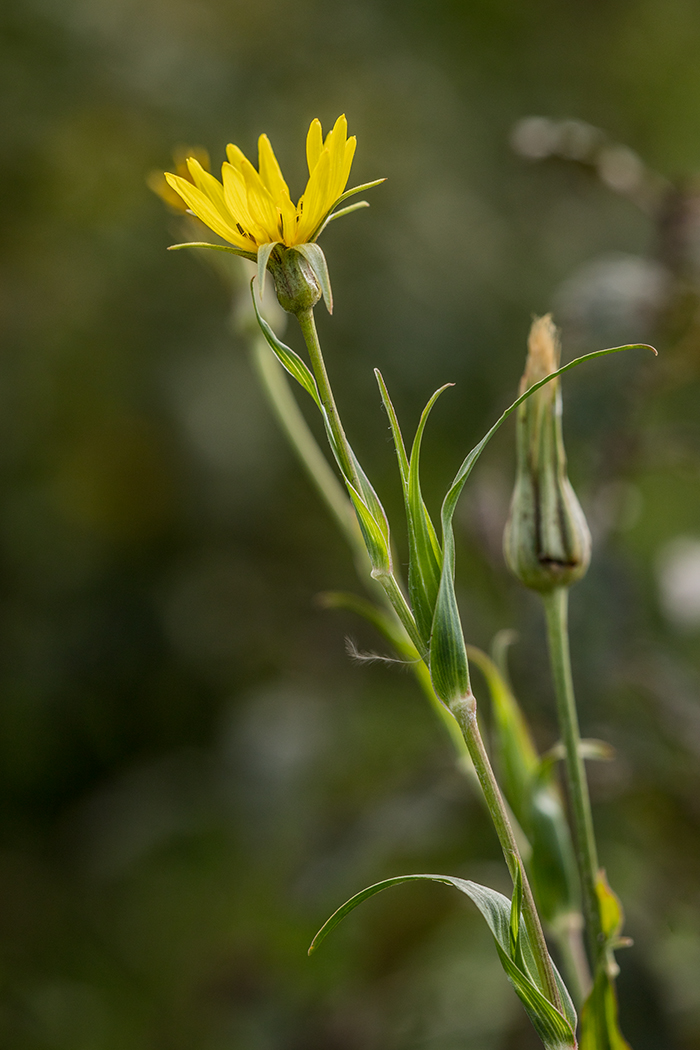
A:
504 315 591 592
267 246 322 315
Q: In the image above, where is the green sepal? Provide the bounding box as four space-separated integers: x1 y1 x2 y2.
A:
309 872 576 1050
308 178 386 241
251 281 322 409
322 200 370 228
256 241 281 301
167 240 257 261
293 243 333 314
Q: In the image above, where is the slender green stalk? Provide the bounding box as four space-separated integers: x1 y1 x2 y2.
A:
452 695 564 1013
542 586 604 970
297 307 360 489
249 333 366 564
296 307 428 659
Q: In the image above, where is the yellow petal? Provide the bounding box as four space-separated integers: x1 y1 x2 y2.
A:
258 134 290 202
306 118 324 176
186 158 231 219
226 142 256 175
324 116 351 202
341 136 357 193
164 172 251 249
295 148 332 242
239 155 283 241
221 163 267 244
258 134 297 242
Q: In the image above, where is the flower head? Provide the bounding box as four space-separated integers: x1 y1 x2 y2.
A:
164 115 381 258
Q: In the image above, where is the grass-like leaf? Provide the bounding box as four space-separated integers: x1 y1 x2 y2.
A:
167 240 257 261
375 371 447 646
406 385 450 643
309 872 576 1049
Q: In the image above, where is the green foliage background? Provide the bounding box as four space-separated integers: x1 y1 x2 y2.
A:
3 0 700 1046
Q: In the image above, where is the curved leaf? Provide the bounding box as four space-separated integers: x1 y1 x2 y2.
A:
256 241 280 301
407 385 450 643
309 872 577 1050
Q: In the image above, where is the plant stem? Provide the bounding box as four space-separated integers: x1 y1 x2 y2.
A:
542 586 604 971
295 307 428 659
297 307 360 489
452 695 564 1013
249 333 367 567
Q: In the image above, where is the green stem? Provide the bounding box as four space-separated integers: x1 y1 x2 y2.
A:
295 308 427 660
452 695 564 1013
249 333 368 569
542 587 604 971
297 307 360 489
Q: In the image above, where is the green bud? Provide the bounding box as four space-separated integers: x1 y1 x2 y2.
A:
267 246 322 315
504 315 591 593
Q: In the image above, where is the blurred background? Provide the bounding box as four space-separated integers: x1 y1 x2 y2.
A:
4 0 700 1046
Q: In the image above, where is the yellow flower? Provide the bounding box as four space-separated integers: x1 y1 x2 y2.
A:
148 146 211 213
164 115 382 260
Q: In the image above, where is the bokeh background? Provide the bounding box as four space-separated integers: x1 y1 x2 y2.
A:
5 0 700 1046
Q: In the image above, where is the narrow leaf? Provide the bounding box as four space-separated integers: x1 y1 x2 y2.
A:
328 178 387 210
375 370 410 492
324 200 370 224
167 240 257 260
308 179 386 240
309 872 576 1049
251 281 322 409
406 386 450 643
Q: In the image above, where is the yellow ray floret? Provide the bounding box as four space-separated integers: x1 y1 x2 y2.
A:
164 115 382 257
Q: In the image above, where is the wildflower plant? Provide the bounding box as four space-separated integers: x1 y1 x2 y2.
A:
158 115 656 1049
